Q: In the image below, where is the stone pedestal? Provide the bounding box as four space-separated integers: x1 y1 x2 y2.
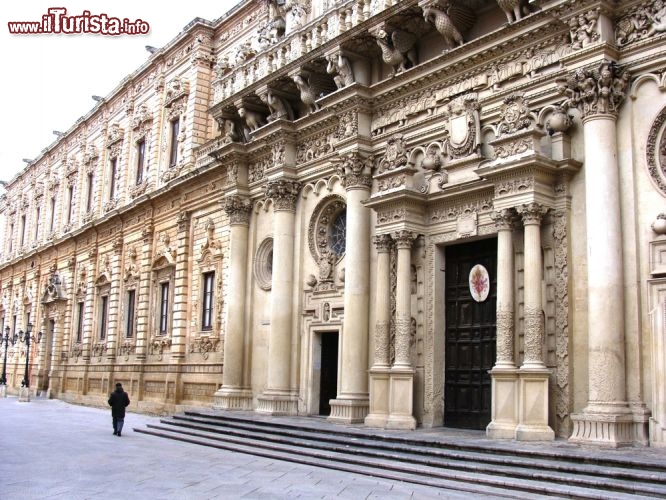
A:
515 369 554 441
365 369 390 427
18 386 30 402
487 368 519 439
386 368 416 430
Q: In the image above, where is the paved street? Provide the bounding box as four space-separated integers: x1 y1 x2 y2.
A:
0 396 491 500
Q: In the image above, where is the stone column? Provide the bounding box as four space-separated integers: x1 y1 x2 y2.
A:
330 152 373 424
387 230 417 430
106 238 123 362
365 234 393 428
487 209 519 438
214 195 253 410
564 61 635 446
515 202 554 441
257 179 301 415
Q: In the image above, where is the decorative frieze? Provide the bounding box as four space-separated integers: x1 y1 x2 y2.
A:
616 2 666 46
568 10 600 50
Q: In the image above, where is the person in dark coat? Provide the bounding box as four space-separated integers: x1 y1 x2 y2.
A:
108 382 130 437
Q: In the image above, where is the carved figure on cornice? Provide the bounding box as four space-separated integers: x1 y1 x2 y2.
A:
156 231 176 263
378 134 409 174
374 28 418 77
616 1 666 46
106 123 124 145
496 0 528 24
234 41 257 65
326 53 354 89
423 3 464 52
238 107 266 135
286 0 309 30
647 0 666 36
292 74 320 113
219 118 241 144
337 111 358 139
124 247 139 282
199 219 223 258
83 144 99 166
265 179 301 212
569 11 599 50
444 93 481 158
131 104 152 129
261 91 294 121
165 77 188 103
214 56 231 79
556 61 629 118
265 0 286 42
497 94 531 136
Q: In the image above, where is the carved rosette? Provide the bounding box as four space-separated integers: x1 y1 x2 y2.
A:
491 208 516 231
377 134 408 174
496 310 514 364
523 305 544 365
498 94 531 136
336 152 373 189
556 60 630 120
265 179 301 212
373 234 393 253
517 202 548 225
223 195 252 225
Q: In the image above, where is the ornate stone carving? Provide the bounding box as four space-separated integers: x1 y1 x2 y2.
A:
265 179 301 211
569 10 600 50
496 310 514 364
374 234 393 252
254 237 273 291
308 195 346 263
553 209 571 436
198 219 223 259
326 53 354 89
377 134 408 174
131 103 153 130
336 151 373 189
118 340 135 361
394 317 412 365
149 336 171 360
616 1 666 46
189 336 220 359
177 211 190 233
646 103 666 197
336 111 358 139
392 230 417 249
374 28 418 77
423 3 464 52
124 247 139 282
491 208 517 231
556 61 630 119
497 0 529 23
523 305 544 365
297 129 335 164
239 106 266 134
223 195 252 225
517 202 548 224
498 94 531 136
261 90 294 122
444 93 481 158
292 73 320 113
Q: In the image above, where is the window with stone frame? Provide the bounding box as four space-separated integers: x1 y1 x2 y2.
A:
125 289 136 338
135 139 146 185
19 215 26 247
98 290 109 340
75 301 84 344
168 119 180 167
195 219 223 335
86 173 94 212
108 158 117 200
201 271 214 331
49 196 56 233
152 265 174 337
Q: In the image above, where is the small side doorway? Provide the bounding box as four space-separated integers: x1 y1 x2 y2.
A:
319 332 339 416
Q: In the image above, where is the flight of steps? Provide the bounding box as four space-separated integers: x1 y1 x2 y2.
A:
134 411 666 499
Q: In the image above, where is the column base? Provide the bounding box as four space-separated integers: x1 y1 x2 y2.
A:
365 367 390 428
629 402 650 446
0 385 6 398
486 367 519 439
386 366 416 430
515 368 554 441
213 387 253 411
328 397 369 424
18 387 31 402
256 390 298 415
650 417 666 447
569 404 636 447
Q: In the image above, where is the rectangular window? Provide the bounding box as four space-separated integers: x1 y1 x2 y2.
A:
9 224 13 253
136 140 145 185
169 119 179 167
109 158 117 200
76 302 84 343
20 215 26 246
159 282 169 334
34 207 40 241
201 272 214 331
66 185 74 224
12 315 17 336
86 173 94 212
49 197 56 233
126 290 136 338
99 295 108 340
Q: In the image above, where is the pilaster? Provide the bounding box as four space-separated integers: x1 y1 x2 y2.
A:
171 211 191 360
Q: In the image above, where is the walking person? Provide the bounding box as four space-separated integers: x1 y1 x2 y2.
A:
108 382 130 437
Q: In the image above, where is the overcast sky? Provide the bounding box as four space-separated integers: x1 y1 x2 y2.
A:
1 0 240 185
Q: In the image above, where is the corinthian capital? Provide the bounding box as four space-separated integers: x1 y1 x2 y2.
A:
491 208 517 231
336 151 373 190
265 179 301 212
391 230 417 249
223 195 252 225
556 60 630 120
517 202 548 225
373 234 393 253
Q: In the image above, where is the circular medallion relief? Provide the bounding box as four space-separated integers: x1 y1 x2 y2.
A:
469 264 490 303
647 105 666 197
308 195 347 263
254 237 273 291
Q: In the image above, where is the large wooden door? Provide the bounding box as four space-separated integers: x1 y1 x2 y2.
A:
444 238 497 429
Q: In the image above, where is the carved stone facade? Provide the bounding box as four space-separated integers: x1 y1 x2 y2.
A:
1 0 666 447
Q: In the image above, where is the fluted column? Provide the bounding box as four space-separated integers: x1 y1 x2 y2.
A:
515 202 554 441
365 234 392 428
257 179 301 415
387 230 417 430
330 152 372 424
487 209 519 438
563 61 635 446
214 195 253 410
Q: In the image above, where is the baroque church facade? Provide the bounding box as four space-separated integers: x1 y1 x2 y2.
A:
2 0 666 447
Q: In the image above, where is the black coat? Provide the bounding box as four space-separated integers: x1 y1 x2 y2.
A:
108 388 130 418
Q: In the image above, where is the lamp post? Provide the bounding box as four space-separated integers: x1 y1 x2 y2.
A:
18 323 41 402
0 326 17 397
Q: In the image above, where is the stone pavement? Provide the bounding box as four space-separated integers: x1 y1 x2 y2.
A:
0 396 496 500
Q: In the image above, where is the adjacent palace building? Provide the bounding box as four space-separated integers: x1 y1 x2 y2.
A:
3 0 666 447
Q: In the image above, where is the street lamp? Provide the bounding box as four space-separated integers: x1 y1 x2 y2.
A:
19 323 41 389
1 326 17 386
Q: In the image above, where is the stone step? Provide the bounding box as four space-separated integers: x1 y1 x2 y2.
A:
158 415 666 494
136 425 630 500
